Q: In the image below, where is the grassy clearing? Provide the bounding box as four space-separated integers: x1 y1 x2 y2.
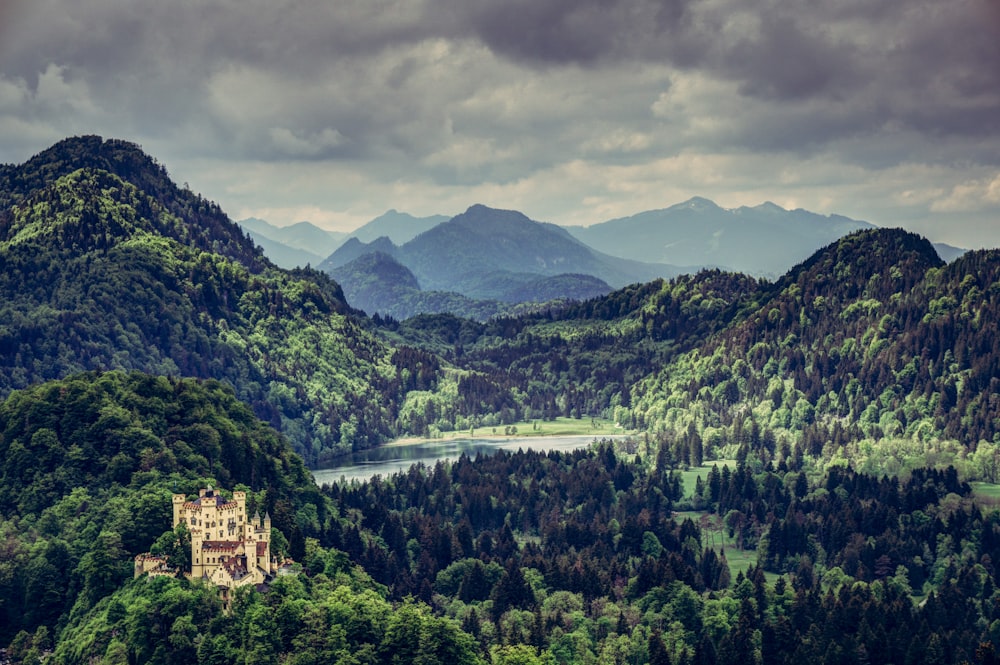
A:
498 417 623 438
972 481 1000 499
972 482 1000 512
678 460 738 499
672 509 769 582
388 416 628 446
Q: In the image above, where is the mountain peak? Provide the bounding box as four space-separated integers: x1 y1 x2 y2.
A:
754 201 787 213
778 226 943 300
667 196 723 213
350 210 448 245
2 135 266 270
459 203 529 219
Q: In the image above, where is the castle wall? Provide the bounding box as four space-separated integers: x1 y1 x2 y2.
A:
170 487 272 582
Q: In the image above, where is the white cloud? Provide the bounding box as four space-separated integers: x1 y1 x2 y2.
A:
35 63 98 115
931 174 1000 213
0 76 29 110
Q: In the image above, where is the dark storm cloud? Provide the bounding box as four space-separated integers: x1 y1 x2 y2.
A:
1 0 999 248
460 0 691 65
4 0 998 156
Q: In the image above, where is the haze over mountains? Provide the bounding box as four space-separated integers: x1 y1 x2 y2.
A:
565 197 875 277
243 195 966 319
238 210 448 269
317 204 670 319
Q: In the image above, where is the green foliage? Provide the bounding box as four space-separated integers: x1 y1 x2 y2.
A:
0 138 419 463
621 230 1000 472
54 566 483 665
10 138 1000 665
0 371 329 645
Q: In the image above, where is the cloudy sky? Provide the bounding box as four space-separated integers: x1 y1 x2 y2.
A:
1 0 999 248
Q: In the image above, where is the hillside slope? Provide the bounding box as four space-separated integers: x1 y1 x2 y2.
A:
387 227 1000 468
0 371 321 643
0 137 421 463
623 228 1000 464
399 204 672 291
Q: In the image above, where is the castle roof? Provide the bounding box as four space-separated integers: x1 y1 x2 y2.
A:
193 494 229 509
221 557 251 581
202 541 241 553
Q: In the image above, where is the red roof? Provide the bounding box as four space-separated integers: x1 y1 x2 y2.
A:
221 557 251 580
202 541 240 552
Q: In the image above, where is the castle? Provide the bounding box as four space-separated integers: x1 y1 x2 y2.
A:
135 486 275 606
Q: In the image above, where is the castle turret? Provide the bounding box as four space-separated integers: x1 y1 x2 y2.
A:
172 494 186 528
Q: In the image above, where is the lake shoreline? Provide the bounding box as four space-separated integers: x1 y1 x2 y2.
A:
312 429 636 484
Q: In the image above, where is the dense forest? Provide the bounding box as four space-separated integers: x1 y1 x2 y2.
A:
0 137 430 465
6 373 1000 664
4 136 1000 664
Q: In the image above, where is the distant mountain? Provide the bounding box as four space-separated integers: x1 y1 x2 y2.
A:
238 217 345 268
349 209 449 244
329 252 512 320
323 236 400 270
240 217 347 256
934 242 969 263
329 251 614 320
395 204 674 290
399 205 677 292
246 231 326 268
566 197 875 277
319 204 660 318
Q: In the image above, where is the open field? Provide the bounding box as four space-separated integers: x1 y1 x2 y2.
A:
972 481 1000 510
672 509 776 582
386 416 629 446
678 460 738 499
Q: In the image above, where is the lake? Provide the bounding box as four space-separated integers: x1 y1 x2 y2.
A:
311 434 624 484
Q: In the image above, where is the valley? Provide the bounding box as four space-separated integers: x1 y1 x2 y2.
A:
1 136 999 665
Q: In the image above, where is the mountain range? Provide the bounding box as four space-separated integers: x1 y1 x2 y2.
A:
564 197 875 276
246 195 967 320
238 210 449 270
239 217 346 267
318 204 673 318
1 135 994 465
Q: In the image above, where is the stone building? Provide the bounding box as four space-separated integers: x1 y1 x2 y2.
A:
136 485 275 607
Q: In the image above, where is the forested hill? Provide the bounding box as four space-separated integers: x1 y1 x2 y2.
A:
0 371 322 644
4 136 1000 470
623 228 1000 466
387 226 1000 470
0 136 418 464
0 136 266 270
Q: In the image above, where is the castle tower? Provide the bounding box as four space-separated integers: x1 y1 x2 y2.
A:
260 512 272 574
172 494 186 528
